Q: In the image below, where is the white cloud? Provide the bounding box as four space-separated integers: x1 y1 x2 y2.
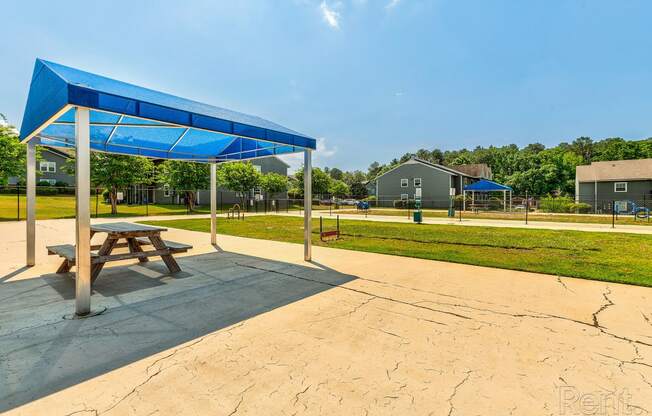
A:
278 137 338 172
385 0 401 10
316 137 337 157
320 1 341 29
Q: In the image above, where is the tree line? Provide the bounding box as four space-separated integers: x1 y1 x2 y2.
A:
4 117 652 203
325 136 652 197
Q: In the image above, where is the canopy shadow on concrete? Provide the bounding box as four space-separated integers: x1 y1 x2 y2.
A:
0 251 356 412
19 59 316 316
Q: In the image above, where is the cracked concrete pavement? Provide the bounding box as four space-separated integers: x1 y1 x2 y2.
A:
1 218 652 415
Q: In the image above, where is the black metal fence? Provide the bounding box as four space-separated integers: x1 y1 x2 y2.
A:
2 184 651 228
0 185 325 221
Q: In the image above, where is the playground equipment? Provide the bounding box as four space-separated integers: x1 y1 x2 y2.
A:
320 215 340 242
356 201 370 212
227 204 244 220
614 200 650 219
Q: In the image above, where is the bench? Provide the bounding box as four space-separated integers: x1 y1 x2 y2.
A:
320 230 339 241
47 238 193 277
47 244 99 273
135 237 192 253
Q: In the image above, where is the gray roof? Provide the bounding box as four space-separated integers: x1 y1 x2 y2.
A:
450 163 492 180
372 157 478 182
576 159 652 182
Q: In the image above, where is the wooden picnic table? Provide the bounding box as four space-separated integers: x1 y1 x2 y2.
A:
47 222 192 284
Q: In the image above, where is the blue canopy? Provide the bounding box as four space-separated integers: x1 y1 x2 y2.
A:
19 59 316 162
464 179 512 192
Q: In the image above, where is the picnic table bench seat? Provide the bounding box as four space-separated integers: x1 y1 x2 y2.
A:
47 232 193 279
47 244 98 264
134 238 192 253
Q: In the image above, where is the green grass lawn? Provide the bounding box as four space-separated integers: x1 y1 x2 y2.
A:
141 215 652 287
336 208 652 226
0 194 209 220
0 194 328 221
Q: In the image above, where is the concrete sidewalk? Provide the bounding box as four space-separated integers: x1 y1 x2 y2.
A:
1 218 652 415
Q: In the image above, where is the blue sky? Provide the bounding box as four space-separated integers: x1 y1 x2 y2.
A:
1 0 651 171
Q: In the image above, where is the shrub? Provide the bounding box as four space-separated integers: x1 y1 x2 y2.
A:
393 199 415 209
539 195 574 213
36 181 58 195
568 202 592 213
55 181 74 194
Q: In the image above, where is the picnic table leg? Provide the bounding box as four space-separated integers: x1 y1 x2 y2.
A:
148 235 181 273
56 259 72 274
127 237 149 263
91 236 119 283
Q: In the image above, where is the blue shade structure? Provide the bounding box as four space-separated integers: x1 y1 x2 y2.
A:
19 59 316 162
464 179 512 192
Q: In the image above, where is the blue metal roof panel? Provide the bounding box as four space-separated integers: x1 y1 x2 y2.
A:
19 59 316 161
464 179 513 192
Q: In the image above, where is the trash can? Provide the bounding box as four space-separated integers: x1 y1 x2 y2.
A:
413 211 422 224
448 207 455 217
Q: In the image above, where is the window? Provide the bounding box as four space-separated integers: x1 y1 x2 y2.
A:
253 187 263 200
400 193 408 200
39 161 56 173
163 185 170 197
253 165 262 173
39 179 56 186
400 178 408 187
614 182 627 192
413 178 422 187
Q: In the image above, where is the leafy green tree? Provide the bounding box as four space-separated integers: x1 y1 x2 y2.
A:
329 179 350 197
216 162 261 206
294 166 332 197
328 167 343 180
367 161 383 180
158 160 209 211
0 121 29 185
524 143 545 154
430 149 444 164
343 170 368 197
593 137 643 161
65 153 155 214
571 137 593 164
260 172 288 197
415 148 432 161
306 135 652 199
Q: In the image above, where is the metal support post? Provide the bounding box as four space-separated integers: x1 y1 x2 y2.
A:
26 141 36 266
210 163 217 245
75 107 92 316
304 150 312 261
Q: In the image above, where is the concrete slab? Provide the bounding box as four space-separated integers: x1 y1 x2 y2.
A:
1 218 652 415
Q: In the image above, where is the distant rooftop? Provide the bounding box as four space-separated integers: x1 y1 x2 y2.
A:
576 159 652 182
449 163 492 180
